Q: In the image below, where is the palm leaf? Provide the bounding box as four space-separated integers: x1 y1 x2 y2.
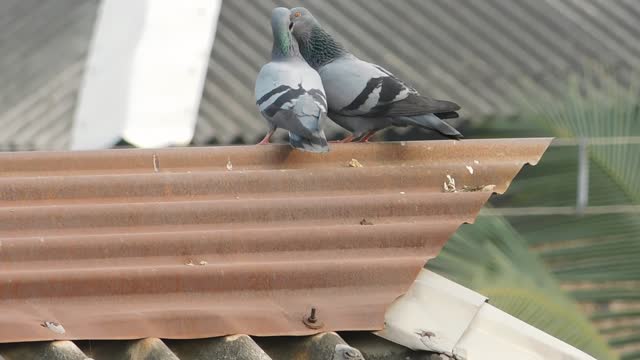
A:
430 67 640 359
429 216 616 359
494 67 640 357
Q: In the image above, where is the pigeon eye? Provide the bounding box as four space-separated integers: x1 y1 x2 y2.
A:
294 11 301 18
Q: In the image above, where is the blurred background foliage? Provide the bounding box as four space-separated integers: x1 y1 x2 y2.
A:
430 69 640 360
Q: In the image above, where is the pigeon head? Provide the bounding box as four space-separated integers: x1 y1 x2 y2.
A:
270 7 300 59
289 7 348 69
289 7 317 38
271 7 292 29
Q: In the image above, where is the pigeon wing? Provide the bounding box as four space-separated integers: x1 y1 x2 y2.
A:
321 59 459 118
255 61 327 137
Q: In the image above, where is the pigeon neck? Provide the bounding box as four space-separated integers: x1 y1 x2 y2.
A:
299 26 348 69
272 30 302 60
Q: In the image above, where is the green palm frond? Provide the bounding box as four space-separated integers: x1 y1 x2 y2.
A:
429 216 616 360
504 67 640 358
430 67 640 359
521 67 640 203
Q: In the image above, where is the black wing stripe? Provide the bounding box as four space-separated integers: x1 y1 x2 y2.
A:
308 89 327 108
378 77 405 103
264 84 306 117
257 84 292 106
342 77 383 111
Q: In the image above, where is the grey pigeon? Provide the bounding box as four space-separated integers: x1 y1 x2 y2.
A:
289 7 462 143
254 7 329 152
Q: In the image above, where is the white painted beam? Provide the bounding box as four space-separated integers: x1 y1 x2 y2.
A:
72 0 222 150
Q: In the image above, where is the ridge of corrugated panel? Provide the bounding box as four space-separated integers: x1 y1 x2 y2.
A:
0 138 551 342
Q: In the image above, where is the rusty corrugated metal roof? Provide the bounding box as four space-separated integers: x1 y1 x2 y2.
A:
0 139 551 343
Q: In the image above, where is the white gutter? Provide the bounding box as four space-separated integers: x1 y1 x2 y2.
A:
377 270 597 360
71 0 223 150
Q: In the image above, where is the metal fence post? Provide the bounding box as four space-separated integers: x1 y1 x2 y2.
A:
576 137 589 216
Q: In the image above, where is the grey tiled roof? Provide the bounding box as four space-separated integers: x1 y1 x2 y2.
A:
1 0 640 149
0 0 98 151
0 332 445 360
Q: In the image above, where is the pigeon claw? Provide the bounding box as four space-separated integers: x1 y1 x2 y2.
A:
358 130 378 143
257 129 276 145
330 134 356 143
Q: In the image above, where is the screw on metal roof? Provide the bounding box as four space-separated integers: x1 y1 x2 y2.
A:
304 307 324 330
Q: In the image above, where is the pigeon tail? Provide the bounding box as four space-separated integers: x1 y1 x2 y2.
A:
399 114 463 140
289 130 329 153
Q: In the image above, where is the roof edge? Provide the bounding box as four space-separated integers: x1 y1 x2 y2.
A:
377 269 596 360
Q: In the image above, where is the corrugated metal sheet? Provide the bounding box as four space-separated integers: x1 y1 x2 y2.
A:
1 0 639 150
0 61 84 151
0 0 98 151
0 138 551 343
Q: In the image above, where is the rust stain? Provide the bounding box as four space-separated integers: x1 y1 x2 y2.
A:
0 139 551 343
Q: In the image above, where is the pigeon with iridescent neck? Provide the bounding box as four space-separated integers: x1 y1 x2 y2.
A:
290 7 462 143
254 7 329 152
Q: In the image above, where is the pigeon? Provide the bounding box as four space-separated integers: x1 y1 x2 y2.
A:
254 7 329 153
289 7 462 143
